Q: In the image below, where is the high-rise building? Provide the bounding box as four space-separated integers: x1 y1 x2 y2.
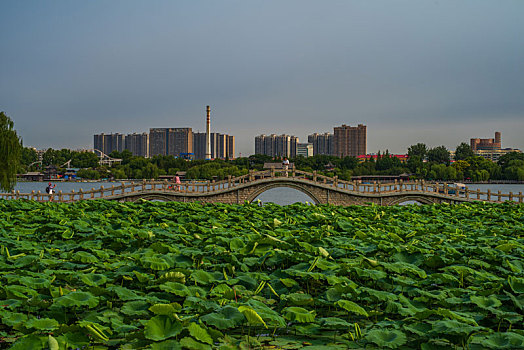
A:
125 133 149 157
93 133 125 155
193 132 235 159
149 128 193 157
471 132 502 151
296 143 313 157
333 124 367 157
308 133 334 156
254 134 299 158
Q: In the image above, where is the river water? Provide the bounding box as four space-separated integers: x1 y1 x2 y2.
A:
4 181 524 206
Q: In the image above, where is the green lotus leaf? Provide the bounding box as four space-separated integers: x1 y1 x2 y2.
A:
19 276 52 289
159 282 191 296
54 291 99 308
188 322 213 345
108 286 144 301
13 255 39 267
470 295 502 309
473 332 524 349
73 251 99 263
141 256 171 270
149 303 181 315
508 276 524 294
150 339 182 350
5 285 38 299
403 322 432 336
336 300 369 317
0 299 22 309
80 273 108 286
144 315 182 341
180 336 211 350
134 270 154 283
191 270 216 285
8 334 46 350
279 278 299 288
431 319 481 336
318 317 352 328
247 299 287 327
200 306 245 330
158 271 186 284
25 317 60 331
238 305 267 328
229 237 245 251
121 300 151 316
365 329 407 349
283 292 314 306
1 311 28 327
282 306 316 323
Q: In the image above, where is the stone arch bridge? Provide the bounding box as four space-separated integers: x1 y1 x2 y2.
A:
3 170 522 205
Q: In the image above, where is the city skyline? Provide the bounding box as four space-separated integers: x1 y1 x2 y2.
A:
1 1 523 156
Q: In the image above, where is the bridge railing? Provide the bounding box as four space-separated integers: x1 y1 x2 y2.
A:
1 172 523 203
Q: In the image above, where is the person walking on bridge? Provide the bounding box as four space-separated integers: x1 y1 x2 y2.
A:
282 157 290 177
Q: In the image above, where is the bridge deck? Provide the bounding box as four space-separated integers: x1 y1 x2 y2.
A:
1 170 522 205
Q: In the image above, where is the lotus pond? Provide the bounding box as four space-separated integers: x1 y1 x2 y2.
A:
0 200 523 349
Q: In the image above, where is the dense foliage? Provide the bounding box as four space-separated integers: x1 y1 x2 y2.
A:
0 200 523 349
19 143 524 182
0 112 23 192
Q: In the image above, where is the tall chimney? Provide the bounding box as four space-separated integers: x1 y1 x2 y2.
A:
495 131 501 146
205 105 211 160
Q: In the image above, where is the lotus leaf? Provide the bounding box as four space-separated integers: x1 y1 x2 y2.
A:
54 291 99 308
508 276 524 294
188 322 213 345
180 336 211 350
336 300 369 317
25 317 59 331
365 329 407 348
200 306 245 330
144 315 182 341
282 306 316 323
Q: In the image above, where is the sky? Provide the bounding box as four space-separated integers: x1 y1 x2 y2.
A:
1 0 523 156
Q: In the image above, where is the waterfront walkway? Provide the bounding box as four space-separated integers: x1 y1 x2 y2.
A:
1 170 522 205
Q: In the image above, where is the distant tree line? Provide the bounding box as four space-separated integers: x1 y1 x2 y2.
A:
19 143 524 182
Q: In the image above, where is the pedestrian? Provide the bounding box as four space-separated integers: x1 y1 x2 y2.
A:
45 182 56 195
282 157 290 177
175 175 181 191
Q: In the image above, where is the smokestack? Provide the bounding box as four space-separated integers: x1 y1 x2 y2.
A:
205 105 211 160
495 131 501 146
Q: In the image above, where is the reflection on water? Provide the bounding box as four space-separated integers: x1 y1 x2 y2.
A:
254 187 315 206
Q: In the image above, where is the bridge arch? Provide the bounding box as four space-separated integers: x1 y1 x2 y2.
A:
386 195 437 206
246 182 322 204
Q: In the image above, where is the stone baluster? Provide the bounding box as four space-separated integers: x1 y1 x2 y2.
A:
111 185 115 196
100 186 104 198
271 167 275 178
333 176 338 188
91 188 95 199
79 189 83 200
313 171 317 182
58 190 63 202
228 175 232 189
509 192 513 202
497 190 501 202
71 189 75 201
519 192 522 203
487 189 491 201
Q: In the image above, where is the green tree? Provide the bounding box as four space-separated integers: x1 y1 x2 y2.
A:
454 143 475 161
427 146 450 165
0 112 23 191
407 143 428 160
